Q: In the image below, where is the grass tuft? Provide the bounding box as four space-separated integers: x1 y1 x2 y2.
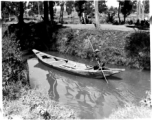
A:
108 103 151 119
3 88 79 119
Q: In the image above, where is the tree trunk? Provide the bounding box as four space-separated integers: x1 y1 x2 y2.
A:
49 1 54 25
123 14 126 24
94 0 100 30
18 2 24 24
118 2 121 24
44 1 49 23
141 0 145 20
59 2 64 24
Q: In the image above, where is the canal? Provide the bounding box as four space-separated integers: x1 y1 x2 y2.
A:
27 52 150 119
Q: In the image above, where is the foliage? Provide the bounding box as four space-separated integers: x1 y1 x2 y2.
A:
84 1 94 16
98 0 107 13
131 0 137 13
106 7 117 23
55 28 130 66
108 6 118 13
1 1 45 19
29 2 44 15
3 22 55 51
75 0 86 18
2 34 29 100
53 28 149 69
125 31 150 69
120 0 135 23
144 0 149 13
1 1 20 19
2 25 78 119
66 1 75 15
3 89 79 119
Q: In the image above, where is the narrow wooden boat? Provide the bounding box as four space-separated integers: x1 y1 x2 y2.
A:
33 49 125 79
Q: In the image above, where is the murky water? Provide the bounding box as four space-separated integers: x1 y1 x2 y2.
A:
27 52 150 119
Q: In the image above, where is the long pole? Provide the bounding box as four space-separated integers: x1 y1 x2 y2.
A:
88 38 108 83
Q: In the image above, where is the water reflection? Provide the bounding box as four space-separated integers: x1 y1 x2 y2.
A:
46 71 59 101
44 67 132 118
47 70 102 107
31 57 150 119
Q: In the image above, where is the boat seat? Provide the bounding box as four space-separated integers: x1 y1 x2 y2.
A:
42 55 50 59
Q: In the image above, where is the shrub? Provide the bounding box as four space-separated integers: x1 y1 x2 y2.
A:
125 31 150 69
2 35 29 100
2 28 78 120
3 89 79 119
55 28 130 66
106 12 115 23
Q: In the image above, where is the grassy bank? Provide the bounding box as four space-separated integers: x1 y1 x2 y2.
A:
53 28 150 70
108 103 151 119
2 32 79 119
4 22 150 69
2 22 150 119
107 91 151 119
3 89 78 119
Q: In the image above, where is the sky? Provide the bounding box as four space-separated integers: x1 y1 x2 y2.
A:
106 0 119 8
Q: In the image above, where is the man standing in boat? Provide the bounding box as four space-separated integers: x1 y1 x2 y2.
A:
93 48 105 70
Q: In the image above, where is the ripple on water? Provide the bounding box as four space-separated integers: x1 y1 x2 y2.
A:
28 55 150 119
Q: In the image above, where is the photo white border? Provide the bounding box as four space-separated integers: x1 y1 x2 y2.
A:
0 0 151 119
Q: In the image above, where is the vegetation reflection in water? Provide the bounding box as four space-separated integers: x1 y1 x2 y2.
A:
46 70 102 118
42 67 139 118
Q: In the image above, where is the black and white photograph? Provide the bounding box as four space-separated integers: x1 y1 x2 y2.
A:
0 0 151 119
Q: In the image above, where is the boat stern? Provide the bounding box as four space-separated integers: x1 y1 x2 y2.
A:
32 49 40 54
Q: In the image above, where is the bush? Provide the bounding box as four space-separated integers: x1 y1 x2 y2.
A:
3 89 79 119
53 28 150 69
106 12 115 23
2 27 79 120
2 35 29 100
125 31 150 69
55 28 130 66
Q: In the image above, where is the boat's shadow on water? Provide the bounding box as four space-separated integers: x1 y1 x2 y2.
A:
107 76 122 81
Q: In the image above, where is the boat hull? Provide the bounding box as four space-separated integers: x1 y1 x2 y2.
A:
33 49 125 79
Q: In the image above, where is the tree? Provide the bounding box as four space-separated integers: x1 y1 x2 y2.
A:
144 0 149 13
84 1 94 16
66 1 75 23
44 1 49 23
117 0 121 24
18 2 24 24
106 7 117 23
75 0 86 23
29 2 44 15
120 0 134 23
98 0 107 13
59 1 65 24
49 1 55 25
94 0 100 29
66 1 74 15
1 2 20 21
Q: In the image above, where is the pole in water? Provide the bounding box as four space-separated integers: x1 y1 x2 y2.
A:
87 36 108 83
